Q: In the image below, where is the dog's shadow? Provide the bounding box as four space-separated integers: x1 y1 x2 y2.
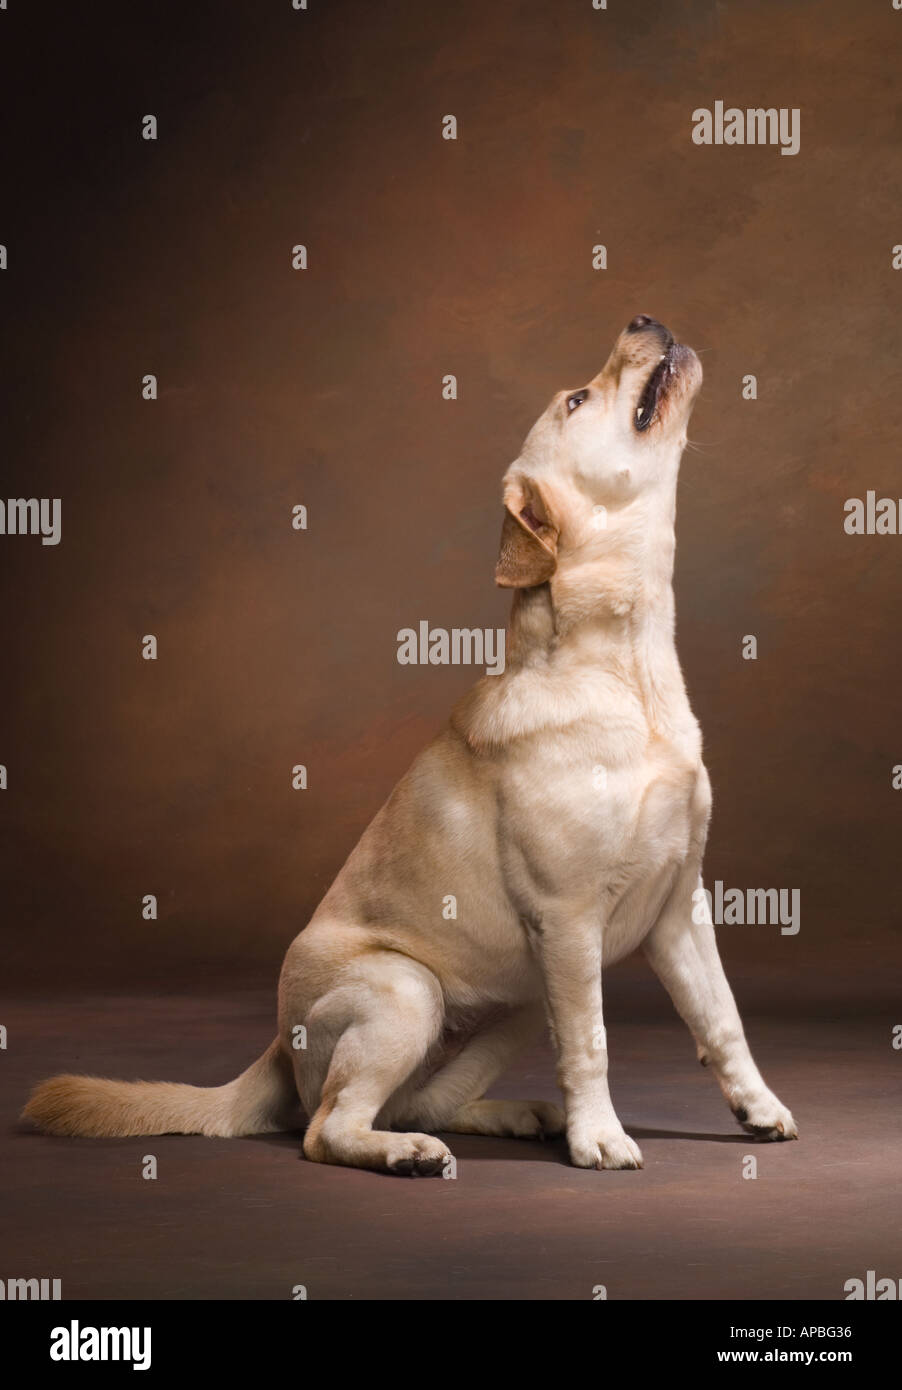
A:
247 1124 746 1167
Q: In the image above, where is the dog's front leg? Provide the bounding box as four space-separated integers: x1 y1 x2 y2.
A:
644 866 797 1142
536 917 642 1170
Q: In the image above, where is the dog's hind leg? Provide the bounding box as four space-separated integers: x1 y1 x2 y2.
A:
298 951 452 1176
385 1001 564 1139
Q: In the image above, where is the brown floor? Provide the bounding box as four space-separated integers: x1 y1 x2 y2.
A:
3 962 900 1301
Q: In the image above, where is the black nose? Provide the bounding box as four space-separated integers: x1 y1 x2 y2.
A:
626 314 674 350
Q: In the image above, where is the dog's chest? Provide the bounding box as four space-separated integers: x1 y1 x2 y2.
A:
498 720 702 916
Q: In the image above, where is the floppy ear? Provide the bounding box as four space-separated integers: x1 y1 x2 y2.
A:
494 481 559 588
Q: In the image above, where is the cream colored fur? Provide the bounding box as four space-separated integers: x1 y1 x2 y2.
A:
24 317 797 1173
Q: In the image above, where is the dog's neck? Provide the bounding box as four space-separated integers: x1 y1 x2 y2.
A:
454 485 692 751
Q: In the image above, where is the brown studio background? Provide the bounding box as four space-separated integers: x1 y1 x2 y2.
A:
1 0 901 998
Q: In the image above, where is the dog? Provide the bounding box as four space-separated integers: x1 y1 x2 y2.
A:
23 315 797 1174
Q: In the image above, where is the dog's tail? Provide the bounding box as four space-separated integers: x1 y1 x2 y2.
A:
21 1039 300 1138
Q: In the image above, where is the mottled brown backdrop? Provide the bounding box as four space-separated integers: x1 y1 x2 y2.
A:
1 0 900 994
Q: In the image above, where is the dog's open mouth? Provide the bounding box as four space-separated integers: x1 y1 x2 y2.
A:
634 344 676 432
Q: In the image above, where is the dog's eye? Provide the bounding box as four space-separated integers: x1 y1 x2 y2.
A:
566 390 588 413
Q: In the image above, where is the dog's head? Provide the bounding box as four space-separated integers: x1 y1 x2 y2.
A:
495 316 702 592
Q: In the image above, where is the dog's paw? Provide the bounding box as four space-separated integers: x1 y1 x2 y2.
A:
732 1093 798 1143
386 1133 453 1176
568 1127 644 1170
514 1099 565 1138
445 1098 565 1139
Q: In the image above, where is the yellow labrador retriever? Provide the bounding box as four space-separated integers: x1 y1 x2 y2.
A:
24 316 797 1173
